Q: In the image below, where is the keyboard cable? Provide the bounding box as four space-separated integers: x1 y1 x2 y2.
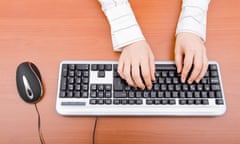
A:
34 103 45 144
92 116 98 144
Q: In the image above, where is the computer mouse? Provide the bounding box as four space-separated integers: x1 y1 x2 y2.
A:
16 62 43 103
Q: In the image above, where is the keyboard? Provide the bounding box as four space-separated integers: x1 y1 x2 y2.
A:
56 60 226 116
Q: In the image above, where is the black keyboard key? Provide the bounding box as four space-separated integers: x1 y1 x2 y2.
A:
98 64 105 71
82 78 89 84
194 99 202 105
76 78 81 83
62 64 68 76
212 85 221 90
182 84 188 91
194 92 201 98
179 99 187 105
90 99 97 105
216 91 222 98
146 99 153 105
81 92 88 98
201 92 208 98
97 85 104 91
105 99 112 105
90 84 97 91
186 92 193 98
165 92 171 98
98 99 104 105
90 91 97 98
154 99 161 105
82 84 88 91
98 71 105 78
69 70 75 77
60 91 66 98
114 92 127 98
216 99 224 105
91 64 98 71
172 92 178 98
77 64 89 70
209 91 215 98
60 81 67 90
75 84 81 90
179 92 186 98
105 64 112 71
97 91 104 98
105 84 112 91
210 78 219 83
129 99 135 105
211 71 218 77
209 64 217 70
129 91 135 98
187 99 194 105
169 99 176 105
136 91 142 98
143 91 150 98
162 99 168 105
114 78 123 90
121 99 128 105
83 71 89 77
68 84 74 91
113 99 120 105
69 64 75 70
150 91 157 98
74 91 81 97
67 91 73 97
202 99 209 105
158 92 164 98
105 91 112 98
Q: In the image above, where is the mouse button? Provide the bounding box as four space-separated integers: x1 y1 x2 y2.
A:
29 62 42 82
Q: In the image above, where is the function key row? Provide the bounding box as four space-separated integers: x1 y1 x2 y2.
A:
91 64 112 71
63 64 90 71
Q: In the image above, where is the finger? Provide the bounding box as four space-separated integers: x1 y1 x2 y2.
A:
131 62 145 89
181 53 194 83
149 54 155 81
123 62 135 87
175 46 183 73
140 60 152 89
196 56 208 83
118 58 125 79
187 53 202 84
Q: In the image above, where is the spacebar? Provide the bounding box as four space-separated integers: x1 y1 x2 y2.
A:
61 102 86 106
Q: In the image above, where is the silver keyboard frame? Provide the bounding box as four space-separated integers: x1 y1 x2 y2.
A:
56 60 226 116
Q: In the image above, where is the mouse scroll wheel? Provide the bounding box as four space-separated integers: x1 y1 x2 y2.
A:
23 75 34 100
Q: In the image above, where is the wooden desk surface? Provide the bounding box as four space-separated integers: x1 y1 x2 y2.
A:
0 0 240 143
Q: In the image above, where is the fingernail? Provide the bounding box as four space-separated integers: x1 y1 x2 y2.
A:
147 85 152 90
181 77 185 83
188 79 192 84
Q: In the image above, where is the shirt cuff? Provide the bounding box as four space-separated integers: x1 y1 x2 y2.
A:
99 2 145 51
176 0 210 42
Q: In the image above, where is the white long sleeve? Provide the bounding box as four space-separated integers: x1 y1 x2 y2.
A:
98 0 145 51
98 0 211 51
176 0 211 42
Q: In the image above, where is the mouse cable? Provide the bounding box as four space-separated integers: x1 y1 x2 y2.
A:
34 103 45 144
92 116 98 144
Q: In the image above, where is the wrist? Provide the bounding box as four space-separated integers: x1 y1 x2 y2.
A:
100 2 145 51
176 0 211 42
